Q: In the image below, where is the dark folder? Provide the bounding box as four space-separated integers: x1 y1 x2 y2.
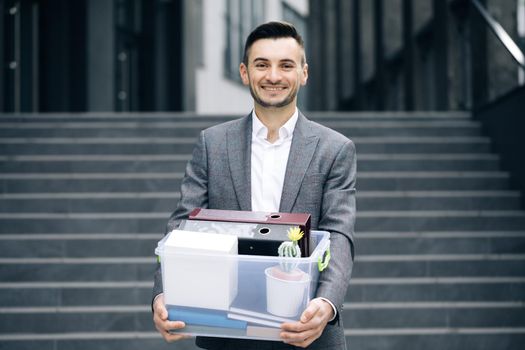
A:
186 208 311 257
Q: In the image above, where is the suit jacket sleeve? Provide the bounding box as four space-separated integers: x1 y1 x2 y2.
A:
315 139 357 317
152 131 210 300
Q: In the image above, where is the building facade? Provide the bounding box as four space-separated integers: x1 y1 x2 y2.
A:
307 0 525 111
1 0 523 113
0 0 308 113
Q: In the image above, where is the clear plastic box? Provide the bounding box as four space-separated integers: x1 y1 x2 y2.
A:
155 230 330 341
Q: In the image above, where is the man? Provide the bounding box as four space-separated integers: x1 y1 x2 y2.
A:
152 21 356 349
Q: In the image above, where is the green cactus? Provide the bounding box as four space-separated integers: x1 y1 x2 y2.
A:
277 227 303 272
278 240 301 258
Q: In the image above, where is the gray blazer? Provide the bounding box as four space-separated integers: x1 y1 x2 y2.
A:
153 112 357 350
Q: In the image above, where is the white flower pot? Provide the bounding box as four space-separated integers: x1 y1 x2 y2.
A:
264 266 311 318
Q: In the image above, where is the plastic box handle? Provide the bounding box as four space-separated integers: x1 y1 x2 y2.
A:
317 247 331 272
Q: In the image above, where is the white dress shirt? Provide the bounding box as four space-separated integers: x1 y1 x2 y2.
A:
250 109 298 213
250 109 337 321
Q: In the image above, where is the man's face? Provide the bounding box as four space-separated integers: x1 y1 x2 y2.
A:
239 38 308 109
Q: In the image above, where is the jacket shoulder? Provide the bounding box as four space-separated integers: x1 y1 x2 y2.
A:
202 116 248 137
305 118 354 148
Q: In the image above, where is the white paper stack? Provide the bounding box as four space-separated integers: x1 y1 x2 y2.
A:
162 229 238 310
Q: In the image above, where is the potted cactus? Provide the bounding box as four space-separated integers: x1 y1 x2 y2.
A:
265 227 311 317
270 227 306 281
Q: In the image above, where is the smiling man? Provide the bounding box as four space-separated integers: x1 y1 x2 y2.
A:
241 33 307 107
239 33 307 144
152 21 357 350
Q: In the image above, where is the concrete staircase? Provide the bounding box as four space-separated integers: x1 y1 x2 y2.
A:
1 112 524 350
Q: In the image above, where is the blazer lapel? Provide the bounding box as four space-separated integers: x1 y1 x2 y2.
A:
280 113 319 213
227 115 252 211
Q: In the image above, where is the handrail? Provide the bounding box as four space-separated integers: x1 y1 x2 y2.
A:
470 0 525 70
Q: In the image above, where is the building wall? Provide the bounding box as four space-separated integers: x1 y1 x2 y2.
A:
486 0 521 101
307 0 524 111
3 0 521 113
195 0 250 115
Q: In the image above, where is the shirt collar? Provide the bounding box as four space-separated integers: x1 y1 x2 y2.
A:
252 108 299 142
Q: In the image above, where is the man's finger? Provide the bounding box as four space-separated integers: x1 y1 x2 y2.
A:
281 329 317 348
153 294 170 323
280 320 307 333
162 325 190 343
158 305 168 320
158 320 188 342
300 300 321 323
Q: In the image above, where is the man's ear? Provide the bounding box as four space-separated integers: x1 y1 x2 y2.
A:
239 63 249 85
301 63 309 86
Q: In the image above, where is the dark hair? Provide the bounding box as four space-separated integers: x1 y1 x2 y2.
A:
242 21 305 66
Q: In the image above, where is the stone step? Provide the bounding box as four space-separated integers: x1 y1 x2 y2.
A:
341 301 525 328
0 306 156 334
351 254 525 278
0 136 491 155
0 257 155 282
0 175 183 193
0 331 523 350
0 191 520 213
356 210 525 231
0 155 191 173
345 331 524 350
347 277 525 302
0 213 167 233
1 254 523 282
0 139 196 156
2 277 524 308
354 136 491 153
0 281 154 308
355 154 500 171
0 153 501 173
0 115 477 124
0 333 198 350
0 111 471 123
0 171 512 193
0 302 522 335
0 192 181 213
1 231 524 258
0 112 241 123
0 120 483 138
356 171 511 191
355 232 525 255
0 234 161 258
2 110 522 350
1 211 525 234
358 191 520 210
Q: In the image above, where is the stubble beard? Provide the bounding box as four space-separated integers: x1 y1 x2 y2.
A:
249 83 298 109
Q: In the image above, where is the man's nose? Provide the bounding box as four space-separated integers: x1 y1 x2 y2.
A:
266 67 282 83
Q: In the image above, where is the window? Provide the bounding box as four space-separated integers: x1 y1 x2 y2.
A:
115 0 140 111
283 3 308 110
224 0 265 81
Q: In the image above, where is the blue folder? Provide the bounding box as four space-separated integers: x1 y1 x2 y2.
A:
168 305 248 330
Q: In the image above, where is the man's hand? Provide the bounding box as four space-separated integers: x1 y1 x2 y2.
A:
152 293 190 342
279 298 334 348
